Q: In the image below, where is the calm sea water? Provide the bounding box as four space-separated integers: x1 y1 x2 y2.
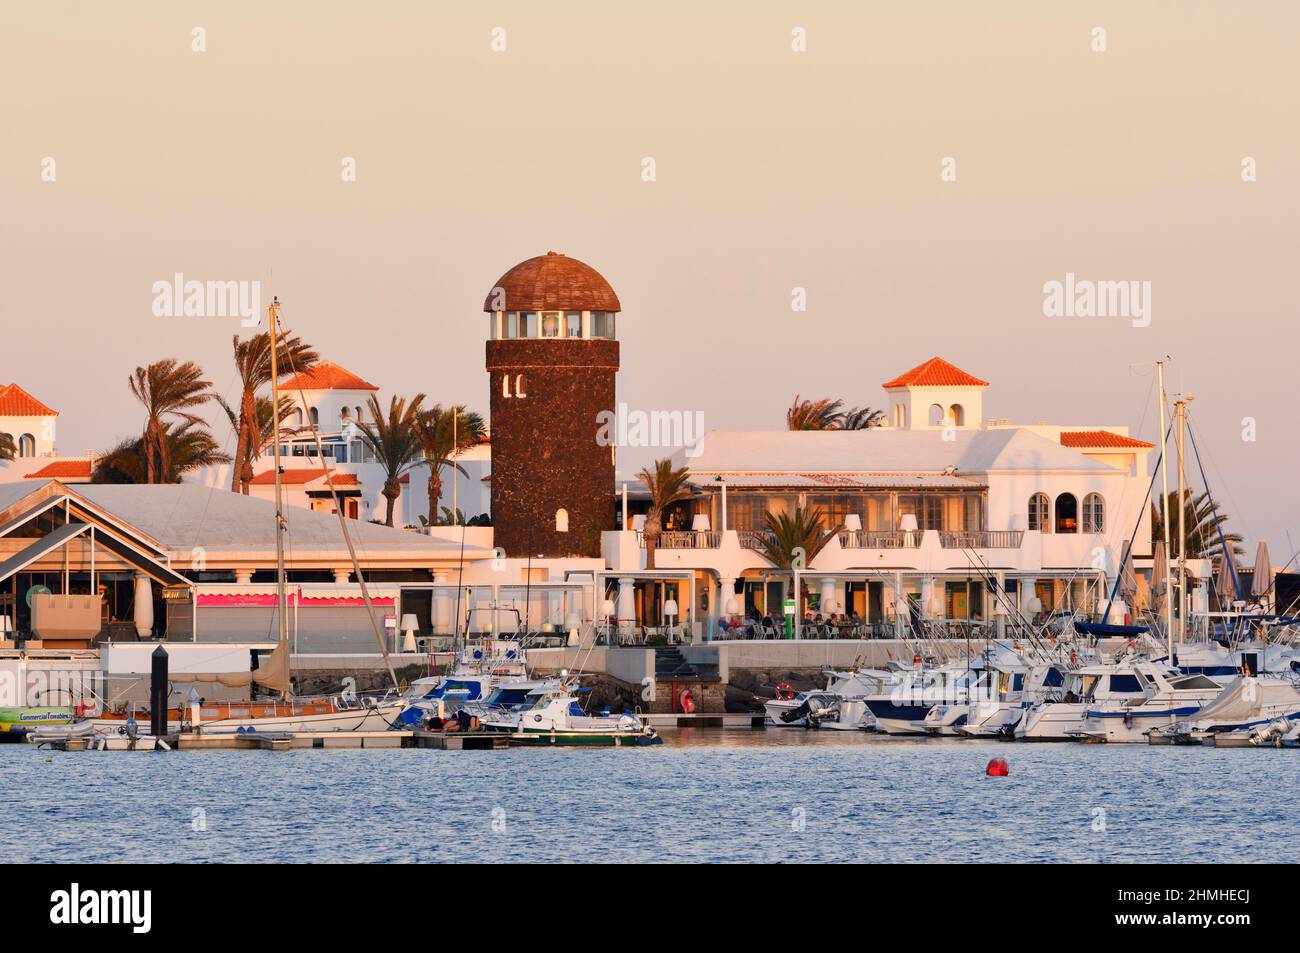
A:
3 730 1296 863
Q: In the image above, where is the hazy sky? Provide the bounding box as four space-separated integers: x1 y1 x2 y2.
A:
3 2 1297 557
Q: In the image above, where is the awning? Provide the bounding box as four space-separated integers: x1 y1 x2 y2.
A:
0 521 191 590
0 522 90 582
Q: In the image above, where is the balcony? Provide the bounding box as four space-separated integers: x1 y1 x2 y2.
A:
938 530 1024 549
652 531 721 550
737 530 776 551
837 530 919 549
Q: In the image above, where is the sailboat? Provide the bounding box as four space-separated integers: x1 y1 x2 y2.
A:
184 298 406 735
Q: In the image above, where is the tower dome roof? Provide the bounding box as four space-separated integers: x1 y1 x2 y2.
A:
484 252 620 312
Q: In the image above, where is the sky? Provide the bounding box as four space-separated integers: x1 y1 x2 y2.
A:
2 1 1297 557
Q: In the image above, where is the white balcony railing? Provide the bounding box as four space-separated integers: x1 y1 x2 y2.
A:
838 530 919 549
939 530 1024 549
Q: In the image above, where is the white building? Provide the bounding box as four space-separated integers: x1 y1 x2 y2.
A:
243 361 491 526
595 357 1156 635
0 384 95 484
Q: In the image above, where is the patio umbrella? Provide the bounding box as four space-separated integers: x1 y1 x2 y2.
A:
1215 554 1239 610
1251 541 1272 601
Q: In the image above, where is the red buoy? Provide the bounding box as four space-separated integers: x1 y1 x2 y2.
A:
986 758 1009 777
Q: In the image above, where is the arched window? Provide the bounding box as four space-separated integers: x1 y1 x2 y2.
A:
928 403 945 426
555 508 569 532
540 312 561 338
355 406 363 420
1083 493 1105 533
515 374 526 398
18 434 35 458
1028 493 1050 532
309 407 319 427
502 375 512 399
340 407 351 420
948 404 965 426
1055 493 1078 533
291 409 303 428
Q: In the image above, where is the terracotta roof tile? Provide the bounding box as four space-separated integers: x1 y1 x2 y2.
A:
484 252 620 312
0 383 59 416
249 468 362 486
882 357 989 389
1059 430 1154 449
281 361 378 392
23 459 91 479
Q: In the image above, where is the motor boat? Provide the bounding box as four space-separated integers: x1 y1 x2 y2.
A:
958 657 1071 738
866 660 977 735
764 669 886 730
481 683 659 745
1148 675 1300 745
1018 657 1179 741
1071 661 1224 743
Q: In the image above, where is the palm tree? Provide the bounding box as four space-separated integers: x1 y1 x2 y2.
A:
637 458 692 570
0 432 14 461
786 396 885 431
1151 490 1244 560
357 394 425 526
839 406 886 430
227 332 319 494
786 396 844 431
414 404 486 526
92 421 231 484
217 393 294 485
753 507 837 570
127 360 214 483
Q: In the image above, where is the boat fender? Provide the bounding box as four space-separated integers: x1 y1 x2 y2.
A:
679 688 695 714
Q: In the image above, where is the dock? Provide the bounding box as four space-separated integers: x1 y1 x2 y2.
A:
642 712 765 729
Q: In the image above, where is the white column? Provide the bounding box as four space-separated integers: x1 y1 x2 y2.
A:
894 571 906 638
432 571 450 634
820 577 838 616
1020 577 1037 620
617 576 637 636
333 568 351 585
235 569 253 585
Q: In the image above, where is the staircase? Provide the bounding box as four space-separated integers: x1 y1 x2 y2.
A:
654 645 701 680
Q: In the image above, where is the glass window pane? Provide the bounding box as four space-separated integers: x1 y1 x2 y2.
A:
521 312 537 336
566 311 582 337
541 313 560 337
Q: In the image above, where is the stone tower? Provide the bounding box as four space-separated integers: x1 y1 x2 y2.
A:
484 252 620 558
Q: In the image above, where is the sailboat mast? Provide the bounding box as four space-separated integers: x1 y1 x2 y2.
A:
1176 396 1190 644
267 297 289 652
1156 361 1174 660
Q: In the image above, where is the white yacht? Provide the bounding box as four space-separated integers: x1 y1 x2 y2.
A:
1018 657 1177 741
481 683 659 745
866 660 977 735
958 657 1072 738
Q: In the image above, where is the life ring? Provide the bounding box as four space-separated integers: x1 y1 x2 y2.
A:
913 654 923 668
775 682 796 701
74 701 95 718
678 688 696 714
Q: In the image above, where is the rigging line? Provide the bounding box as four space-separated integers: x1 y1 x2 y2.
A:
1185 408 1254 547
275 305 399 693
1098 420 1173 621
1185 418 1243 601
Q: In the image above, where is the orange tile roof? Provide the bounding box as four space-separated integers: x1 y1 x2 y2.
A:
0 383 59 416
23 459 92 479
1059 430 1154 450
281 361 378 392
882 357 989 389
249 469 361 486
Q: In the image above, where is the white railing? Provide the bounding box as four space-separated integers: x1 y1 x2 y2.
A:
838 530 918 549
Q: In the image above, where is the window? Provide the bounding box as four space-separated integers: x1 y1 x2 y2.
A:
309 407 319 427
555 508 569 532
515 374 526 398
565 311 582 337
340 407 350 420
948 404 964 426
1082 493 1104 533
506 312 518 338
1028 493 1049 532
928 403 945 426
18 434 35 457
1055 492 1078 533
540 312 561 338
521 312 538 337
590 311 608 337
